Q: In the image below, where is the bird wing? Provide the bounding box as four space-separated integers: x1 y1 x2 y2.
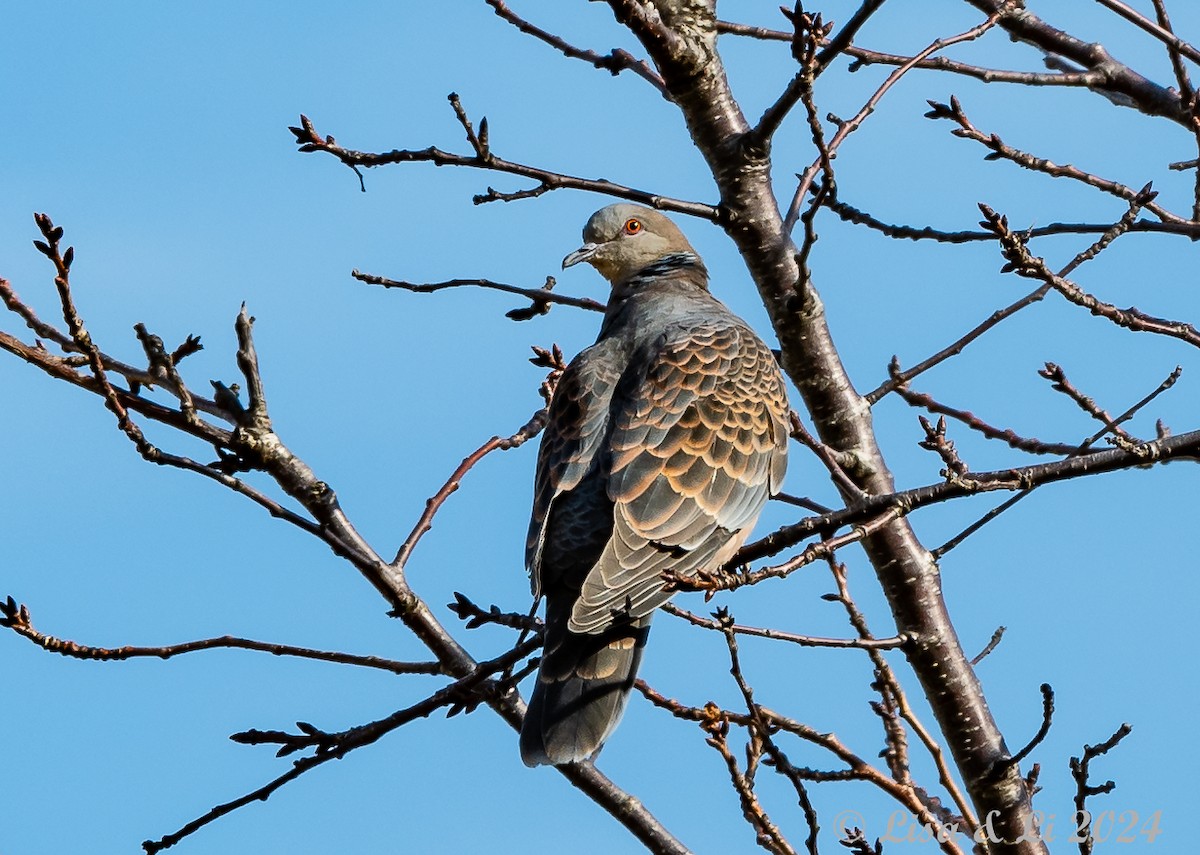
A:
568 320 789 634
526 342 622 598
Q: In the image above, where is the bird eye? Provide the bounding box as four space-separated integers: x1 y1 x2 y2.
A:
623 218 642 235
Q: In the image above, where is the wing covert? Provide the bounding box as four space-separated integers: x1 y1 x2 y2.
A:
569 320 789 633
525 343 623 596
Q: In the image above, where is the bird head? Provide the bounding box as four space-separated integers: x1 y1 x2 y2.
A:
562 204 700 285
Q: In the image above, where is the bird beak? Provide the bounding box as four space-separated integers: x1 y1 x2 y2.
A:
562 243 599 270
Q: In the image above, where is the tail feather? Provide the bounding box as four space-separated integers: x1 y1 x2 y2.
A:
520 619 650 766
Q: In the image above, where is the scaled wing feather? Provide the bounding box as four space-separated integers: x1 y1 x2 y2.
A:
568 322 788 634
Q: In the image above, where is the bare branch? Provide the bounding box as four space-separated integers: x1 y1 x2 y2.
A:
868 189 1157 403
2 226 691 855
789 411 867 500
1038 363 1135 443
448 592 542 632
142 638 540 854
978 202 1200 347
970 626 1007 666
893 380 1085 457
1093 0 1200 66
352 270 605 317
485 0 667 94
1000 684 1055 771
1069 723 1134 855
0 596 441 675
660 602 911 650
928 98 1188 225
918 416 970 476
934 362 1183 557
784 13 1002 232
826 561 978 835
825 193 1200 244
392 425 547 571
678 506 905 595
289 112 718 220
963 0 1189 123
741 425 1200 565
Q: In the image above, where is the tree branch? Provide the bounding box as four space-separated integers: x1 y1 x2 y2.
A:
289 110 718 220
0 596 442 675
484 0 667 94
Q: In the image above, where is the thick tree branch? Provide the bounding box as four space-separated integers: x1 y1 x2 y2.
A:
962 0 1190 124
739 425 1200 566
1093 0 1200 66
605 4 1051 847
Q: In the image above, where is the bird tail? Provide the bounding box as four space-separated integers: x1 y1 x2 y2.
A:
520 618 651 766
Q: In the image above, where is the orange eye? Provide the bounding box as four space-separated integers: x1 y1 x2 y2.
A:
623 218 642 235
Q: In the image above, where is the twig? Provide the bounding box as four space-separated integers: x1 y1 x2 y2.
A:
661 602 910 650
1069 723 1133 855
893 381 1084 457
637 682 963 855
933 492 1032 559
866 286 1049 404
933 363 1182 557
1038 363 1135 442
826 561 978 836
676 507 905 594
738 425 1200 565
33 213 157 457
918 416 970 477
998 684 1054 772
716 18 1109 90
1150 0 1194 99
1150 0 1200 220
447 592 542 632
927 99 1187 225
790 412 866 500
963 0 1189 124
290 111 718 220
868 189 1158 403
142 638 539 854
702 707 800 855
978 202 1200 347
392 425 545 571
133 322 199 425
772 492 833 514
838 829 883 854
784 13 1001 231
811 0 890 75
0 596 440 674
825 193 1200 246
970 626 1006 665
0 279 233 423
710 613 810 855
353 270 605 317
485 0 666 94
1093 0 1200 66
750 8 831 149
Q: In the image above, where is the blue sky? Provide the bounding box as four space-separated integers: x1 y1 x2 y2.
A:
2 3 1198 853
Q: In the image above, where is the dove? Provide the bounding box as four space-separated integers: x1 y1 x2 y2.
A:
520 204 789 766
